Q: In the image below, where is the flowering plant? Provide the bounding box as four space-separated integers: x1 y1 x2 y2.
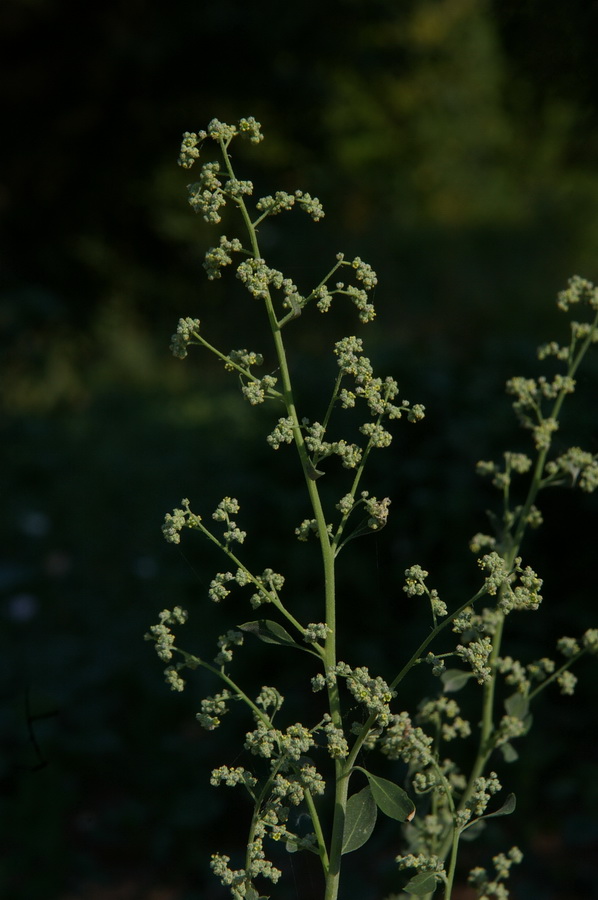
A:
146 118 598 900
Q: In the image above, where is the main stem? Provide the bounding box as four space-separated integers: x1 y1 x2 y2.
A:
234 192 344 898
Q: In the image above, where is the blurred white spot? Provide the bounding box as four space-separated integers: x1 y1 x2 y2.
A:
6 593 39 622
18 510 50 537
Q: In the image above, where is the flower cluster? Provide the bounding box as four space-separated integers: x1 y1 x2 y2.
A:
468 846 523 900
254 686 283 713
556 274 598 312
162 498 200 544
210 849 280 900
244 722 316 761
267 416 295 449
477 554 543 613
417 697 471 742
403 566 447 619
544 447 598 492
197 689 233 730
208 566 284 607
467 772 502 817
334 662 396 726
187 161 227 223
334 337 425 423
475 452 532 491
321 716 350 759
303 622 331 643
363 494 391 530
236 258 301 308
212 497 247 546
455 636 493 684
204 236 244 280
498 655 553 695
169 317 201 360
178 118 263 171
214 630 244 667
210 765 257 789
241 374 279 405
396 852 445 878
379 711 435 769
145 606 188 661
303 420 363 470
254 189 325 223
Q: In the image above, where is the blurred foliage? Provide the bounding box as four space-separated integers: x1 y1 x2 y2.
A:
1 0 598 898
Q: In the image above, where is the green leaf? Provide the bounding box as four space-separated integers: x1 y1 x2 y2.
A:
342 785 377 854
500 741 519 763
285 837 299 854
238 619 299 649
441 669 475 693
504 693 529 719
464 793 517 833
355 768 416 822
403 871 440 895
482 792 516 820
460 819 486 842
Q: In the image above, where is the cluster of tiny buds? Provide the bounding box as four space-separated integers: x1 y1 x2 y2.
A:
212 496 247 545
294 517 333 542
396 852 445 876
468 846 523 900
178 117 264 170
208 566 284 607
204 236 244 280
197 688 234 730
170 317 201 360
455 636 493 684
337 663 396 726
476 553 543 613
468 772 502 817
303 622 331 643
321 715 350 758
256 189 325 222
162 498 196 544
403 566 447 618
145 606 188 661
545 447 598 492
556 274 598 311
417 697 471 742
379 711 435 769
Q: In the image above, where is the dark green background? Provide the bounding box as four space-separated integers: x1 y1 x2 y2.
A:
2 1 598 898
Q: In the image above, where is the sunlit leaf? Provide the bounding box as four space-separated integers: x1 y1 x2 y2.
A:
355 768 415 822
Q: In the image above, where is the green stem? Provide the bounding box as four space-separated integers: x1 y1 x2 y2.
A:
390 585 489 693
324 760 351 900
304 787 330 874
179 649 273 727
189 515 310 641
528 649 586 701
443 827 461 900
222 139 346 899
191 329 282 398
